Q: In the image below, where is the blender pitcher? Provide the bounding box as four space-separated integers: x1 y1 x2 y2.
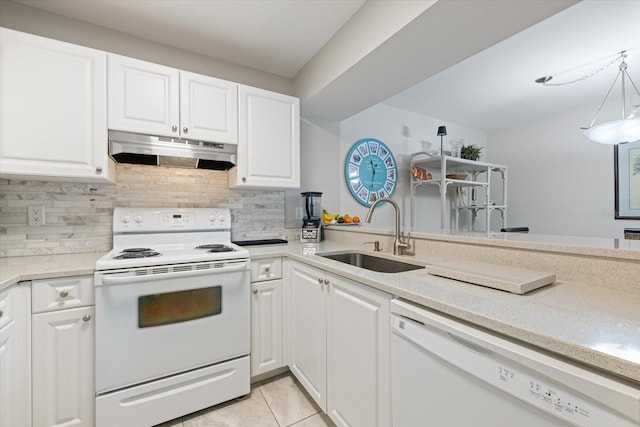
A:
300 192 323 242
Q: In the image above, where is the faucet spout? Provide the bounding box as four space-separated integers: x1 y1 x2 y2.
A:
365 198 410 255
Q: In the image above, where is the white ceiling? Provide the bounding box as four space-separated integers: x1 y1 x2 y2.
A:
384 0 640 132
15 0 365 78
13 0 640 131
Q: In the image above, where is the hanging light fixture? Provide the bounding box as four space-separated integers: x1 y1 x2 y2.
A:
582 52 640 145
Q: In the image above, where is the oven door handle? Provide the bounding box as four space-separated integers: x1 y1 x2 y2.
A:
99 262 248 286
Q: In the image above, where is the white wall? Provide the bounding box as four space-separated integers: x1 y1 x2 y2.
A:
287 118 341 228
488 103 637 238
338 103 487 231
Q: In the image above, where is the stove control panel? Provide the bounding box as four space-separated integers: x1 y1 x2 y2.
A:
114 208 232 232
160 212 196 226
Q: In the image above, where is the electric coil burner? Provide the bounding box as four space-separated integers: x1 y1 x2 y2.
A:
196 243 235 253
113 248 161 259
94 208 250 427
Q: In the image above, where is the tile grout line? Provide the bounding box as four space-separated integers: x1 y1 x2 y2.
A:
257 382 284 427
285 411 321 427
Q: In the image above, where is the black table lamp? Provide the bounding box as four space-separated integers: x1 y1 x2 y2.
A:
437 126 447 155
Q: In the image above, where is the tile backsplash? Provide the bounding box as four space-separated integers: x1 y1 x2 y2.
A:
0 164 292 257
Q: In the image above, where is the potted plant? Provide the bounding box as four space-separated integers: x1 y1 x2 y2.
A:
460 144 482 161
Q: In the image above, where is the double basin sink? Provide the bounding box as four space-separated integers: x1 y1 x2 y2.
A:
317 251 424 273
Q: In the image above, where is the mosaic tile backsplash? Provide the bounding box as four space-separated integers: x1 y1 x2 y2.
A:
0 164 291 257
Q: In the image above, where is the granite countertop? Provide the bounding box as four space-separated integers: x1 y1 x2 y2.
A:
1 242 638 386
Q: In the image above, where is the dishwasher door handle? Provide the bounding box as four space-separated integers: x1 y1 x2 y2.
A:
447 332 495 356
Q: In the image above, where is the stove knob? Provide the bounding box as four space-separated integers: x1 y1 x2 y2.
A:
208 215 216 223
122 215 131 224
218 214 226 223
134 215 143 223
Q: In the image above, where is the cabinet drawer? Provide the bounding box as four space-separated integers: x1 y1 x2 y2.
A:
250 258 282 282
0 285 17 329
32 276 94 313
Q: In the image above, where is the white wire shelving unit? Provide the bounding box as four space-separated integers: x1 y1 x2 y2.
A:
410 153 508 232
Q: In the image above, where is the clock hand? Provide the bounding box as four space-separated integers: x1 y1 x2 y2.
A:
370 160 376 188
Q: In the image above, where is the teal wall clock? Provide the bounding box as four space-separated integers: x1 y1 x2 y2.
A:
345 138 397 207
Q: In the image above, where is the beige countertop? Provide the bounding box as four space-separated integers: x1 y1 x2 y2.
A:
0 252 106 290
1 239 638 386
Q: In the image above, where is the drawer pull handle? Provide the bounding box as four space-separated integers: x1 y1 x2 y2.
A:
264 267 270 273
82 315 91 322
59 290 69 298
0 310 3 317
324 279 330 285
318 278 323 284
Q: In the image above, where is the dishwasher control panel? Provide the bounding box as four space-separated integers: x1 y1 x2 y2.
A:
497 364 602 425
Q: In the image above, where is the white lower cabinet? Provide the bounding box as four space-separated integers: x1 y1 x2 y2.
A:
0 283 31 427
251 279 284 377
288 261 390 427
250 257 284 377
288 261 327 409
31 276 95 427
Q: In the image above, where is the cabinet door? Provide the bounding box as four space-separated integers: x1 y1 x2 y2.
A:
250 279 283 377
180 71 238 144
32 306 95 427
0 284 31 427
231 85 300 188
327 274 390 427
108 54 180 138
0 28 113 183
288 261 327 410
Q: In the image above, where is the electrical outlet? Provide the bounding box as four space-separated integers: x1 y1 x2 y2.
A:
28 205 45 226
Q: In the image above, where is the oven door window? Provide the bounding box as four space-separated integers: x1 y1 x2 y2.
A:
138 286 222 328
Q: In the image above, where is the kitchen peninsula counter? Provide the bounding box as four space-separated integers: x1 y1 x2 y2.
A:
248 236 640 386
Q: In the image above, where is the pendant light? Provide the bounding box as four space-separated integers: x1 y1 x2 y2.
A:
582 52 640 145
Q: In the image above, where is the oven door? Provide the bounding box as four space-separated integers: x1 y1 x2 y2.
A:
94 259 250 394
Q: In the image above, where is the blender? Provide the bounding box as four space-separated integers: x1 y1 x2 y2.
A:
300 192 323 242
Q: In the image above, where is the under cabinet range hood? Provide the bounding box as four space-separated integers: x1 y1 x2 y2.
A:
108 130 236 170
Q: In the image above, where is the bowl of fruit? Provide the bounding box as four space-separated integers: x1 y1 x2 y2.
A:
322 210 360 225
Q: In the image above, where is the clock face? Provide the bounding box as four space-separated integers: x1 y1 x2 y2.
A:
345 138 397 207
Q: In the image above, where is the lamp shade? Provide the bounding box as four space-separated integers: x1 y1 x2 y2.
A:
437 126 447 136
583 117 640 145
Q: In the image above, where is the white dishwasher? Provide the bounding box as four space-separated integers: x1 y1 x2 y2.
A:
390 299 640 427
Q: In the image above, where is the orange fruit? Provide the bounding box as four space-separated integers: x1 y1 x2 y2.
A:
353 216 360 223
345 217 353 223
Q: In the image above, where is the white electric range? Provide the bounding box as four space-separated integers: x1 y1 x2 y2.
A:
94 207 251 427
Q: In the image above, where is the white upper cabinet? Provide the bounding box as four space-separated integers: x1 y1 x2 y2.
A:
180 71 238 143
108 54 238 144
108 54 179 138
0 28 114 183
229 85 300 189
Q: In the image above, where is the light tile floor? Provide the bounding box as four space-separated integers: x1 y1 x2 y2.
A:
156 373 336 427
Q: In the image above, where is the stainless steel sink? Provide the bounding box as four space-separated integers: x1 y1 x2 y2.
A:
317 252 425 273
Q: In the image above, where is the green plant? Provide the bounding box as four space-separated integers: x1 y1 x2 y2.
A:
460 144 482 161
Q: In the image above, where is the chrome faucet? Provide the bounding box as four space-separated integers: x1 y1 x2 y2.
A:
364 198 410 255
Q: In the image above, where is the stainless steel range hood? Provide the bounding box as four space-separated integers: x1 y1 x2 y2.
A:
108 130 236 170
